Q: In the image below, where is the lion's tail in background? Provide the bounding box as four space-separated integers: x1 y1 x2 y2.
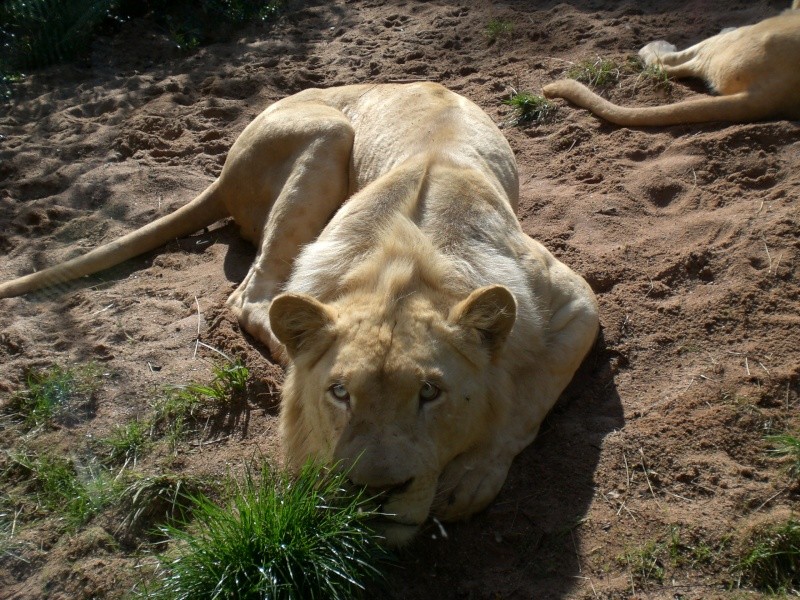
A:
543 79 766 127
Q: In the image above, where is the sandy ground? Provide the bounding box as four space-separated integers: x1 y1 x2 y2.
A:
1 1 798 598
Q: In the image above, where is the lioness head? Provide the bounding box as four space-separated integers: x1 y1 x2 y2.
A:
269 282 516 545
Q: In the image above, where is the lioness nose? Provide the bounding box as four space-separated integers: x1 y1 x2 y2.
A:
364 477 414 498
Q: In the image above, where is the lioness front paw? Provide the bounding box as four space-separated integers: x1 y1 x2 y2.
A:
433 454 513 521
226 294 288 365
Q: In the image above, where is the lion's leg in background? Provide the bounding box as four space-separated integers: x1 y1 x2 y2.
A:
224 103 355 361
639 38 714 79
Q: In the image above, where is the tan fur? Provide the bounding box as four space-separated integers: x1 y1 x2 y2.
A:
0 83 599 545
543 10 800 126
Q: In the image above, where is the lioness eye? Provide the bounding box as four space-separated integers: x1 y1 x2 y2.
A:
328 383 350 403
419 382 441 404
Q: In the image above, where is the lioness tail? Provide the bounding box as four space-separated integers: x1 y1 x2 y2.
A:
542 79 766 126
0 180 228 298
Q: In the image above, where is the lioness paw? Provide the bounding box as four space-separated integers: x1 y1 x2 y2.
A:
434 454 512 521
638 40 677 65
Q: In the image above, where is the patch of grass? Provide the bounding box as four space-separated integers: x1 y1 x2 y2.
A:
638 63 672 92
736 518 800 593
100 420 151 465
183 359 248 401
162 416 190 453
149 359 248 447
147 461 390 599
625 55 672 93
616 525 731 588
148 389 201 452
9 363 102 428
0 495 17 555
719 390 762 416
676 342 703 354
150 390 204 431
666 525 724 569
166 24 201 52
765 433 800 479
122 473 206 531
619 540 665 586
503 90 557 126
567 57 621 87
9 451 121 526
485 17 514 43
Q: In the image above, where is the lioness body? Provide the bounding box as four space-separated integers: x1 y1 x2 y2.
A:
0 83 599 544
543 10 800 126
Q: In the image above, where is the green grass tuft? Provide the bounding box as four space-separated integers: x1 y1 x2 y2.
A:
736 518 800 593
147 461 390 599
665 525 724 569
485 17 514 43
149 359 248 449
9 451 121 526
765 433 800 479
10 363 101 428
619 540 666 586
0 494 17 555
567 57 621 87
122 473 206 531
638 63 672 92
503 91 556 126
182 359 249 401
100 420 151 464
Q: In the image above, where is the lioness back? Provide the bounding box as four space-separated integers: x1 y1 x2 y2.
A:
284 83 520 203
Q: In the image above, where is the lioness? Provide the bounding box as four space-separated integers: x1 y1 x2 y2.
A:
542 8 800 126
0 83 599 544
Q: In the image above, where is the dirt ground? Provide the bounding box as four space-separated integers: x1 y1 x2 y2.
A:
1 0 799 598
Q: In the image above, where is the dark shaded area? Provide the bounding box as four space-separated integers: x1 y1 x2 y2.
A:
0 0 289 72
380 334 623 599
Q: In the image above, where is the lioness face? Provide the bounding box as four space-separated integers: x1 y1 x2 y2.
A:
271 285 516 545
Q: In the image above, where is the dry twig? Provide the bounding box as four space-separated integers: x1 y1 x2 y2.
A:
639 448 662 508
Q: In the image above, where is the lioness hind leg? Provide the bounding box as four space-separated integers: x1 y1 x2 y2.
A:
225 104 355 361
639 38 711 79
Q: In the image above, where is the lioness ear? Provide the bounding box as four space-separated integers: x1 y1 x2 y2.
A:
269 293 336 359
449 285 517 354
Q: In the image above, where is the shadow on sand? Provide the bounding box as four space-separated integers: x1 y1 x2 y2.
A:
380 330 624 599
